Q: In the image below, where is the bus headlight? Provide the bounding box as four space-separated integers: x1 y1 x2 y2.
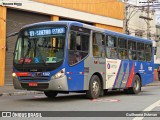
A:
12 72 17 78
54 68 65 79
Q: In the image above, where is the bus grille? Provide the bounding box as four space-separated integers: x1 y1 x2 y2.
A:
20 76 49 80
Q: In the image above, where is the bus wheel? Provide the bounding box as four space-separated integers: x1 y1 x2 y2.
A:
44 91 58 98
86 75 101 99
125 75 141 94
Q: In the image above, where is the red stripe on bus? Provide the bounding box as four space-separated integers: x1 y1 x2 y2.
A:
16 72 29 76
126 64 134 87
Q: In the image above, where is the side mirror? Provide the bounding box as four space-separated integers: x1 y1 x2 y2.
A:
6 32 18 38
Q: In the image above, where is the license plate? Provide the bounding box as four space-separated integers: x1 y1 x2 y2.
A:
29 82 38 87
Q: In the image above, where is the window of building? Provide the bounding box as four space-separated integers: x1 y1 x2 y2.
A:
135 30 144 38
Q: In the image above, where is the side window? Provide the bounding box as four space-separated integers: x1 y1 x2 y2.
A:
92 33 105 58
106 35 118 59
118 38 128 59
137 42 145 61
145 44 152 61
68 31 76 50
15 38 23 62
128 41 137 60
68 27 90 66
23 38 29 57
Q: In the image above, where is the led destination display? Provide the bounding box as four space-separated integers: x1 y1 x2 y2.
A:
29 27 65 37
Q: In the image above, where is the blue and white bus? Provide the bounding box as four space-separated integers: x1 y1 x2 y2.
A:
12 21 154 99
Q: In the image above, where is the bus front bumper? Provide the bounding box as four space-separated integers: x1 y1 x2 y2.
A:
13 76 69 91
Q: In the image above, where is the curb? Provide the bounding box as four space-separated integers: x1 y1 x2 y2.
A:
0 91 43 97
146 84 160 86
146 81 160 86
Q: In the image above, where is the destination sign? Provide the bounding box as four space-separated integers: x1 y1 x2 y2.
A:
28 27 65 37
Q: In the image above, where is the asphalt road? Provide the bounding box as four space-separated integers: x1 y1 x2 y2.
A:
0 85 160 120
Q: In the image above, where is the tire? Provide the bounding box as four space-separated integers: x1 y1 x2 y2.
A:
44 91 58 98
125 75 141 94
86 75 101 99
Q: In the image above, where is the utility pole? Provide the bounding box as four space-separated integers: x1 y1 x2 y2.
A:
123 0 129 34
139 0 153 39
147 0 151 39
123 0 139 35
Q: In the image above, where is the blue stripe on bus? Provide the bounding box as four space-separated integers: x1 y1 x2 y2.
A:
119 60 129 88
113 60 122 88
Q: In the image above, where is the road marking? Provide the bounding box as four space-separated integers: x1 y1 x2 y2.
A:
34 95 46 98
133 99 160 120
91 98 120 102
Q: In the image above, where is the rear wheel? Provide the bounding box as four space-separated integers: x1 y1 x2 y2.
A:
44 91 58 98
124 75 141 94
130 75 141 94
86 75 101 99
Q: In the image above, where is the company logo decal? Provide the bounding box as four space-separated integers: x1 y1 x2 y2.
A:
140 63 143 70
107 63 110 69
139 63 144 73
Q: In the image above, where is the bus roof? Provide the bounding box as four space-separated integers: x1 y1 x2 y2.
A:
21 21 82 29
21 21 152 44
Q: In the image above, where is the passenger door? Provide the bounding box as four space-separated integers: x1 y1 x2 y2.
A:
67 26 90 91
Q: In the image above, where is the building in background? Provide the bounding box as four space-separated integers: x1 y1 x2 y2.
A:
0 0 124 86
156 25 160 38
122 0 157 40
155 25 160 67
128 7 156 40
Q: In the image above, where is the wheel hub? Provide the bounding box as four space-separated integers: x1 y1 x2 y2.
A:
134 80 139 91
92 81 99 95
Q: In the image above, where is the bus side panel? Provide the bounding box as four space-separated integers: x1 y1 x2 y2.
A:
119 60 130 88
83 56 92 90
106 59 121 89
133 61 154 87
83 57 106 90
112 59 130 89
126 61 135 88
66 61 84 91
141 61 154 86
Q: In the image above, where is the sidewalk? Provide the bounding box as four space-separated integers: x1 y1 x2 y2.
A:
0 84 43 97
145 80 160 86
0 81 160 97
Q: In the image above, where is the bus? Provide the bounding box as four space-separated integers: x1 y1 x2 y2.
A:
12 21 154 99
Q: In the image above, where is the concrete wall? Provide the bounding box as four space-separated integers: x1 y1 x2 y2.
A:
34 0 124 20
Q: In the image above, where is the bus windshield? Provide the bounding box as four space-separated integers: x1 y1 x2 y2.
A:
14 27 66 65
